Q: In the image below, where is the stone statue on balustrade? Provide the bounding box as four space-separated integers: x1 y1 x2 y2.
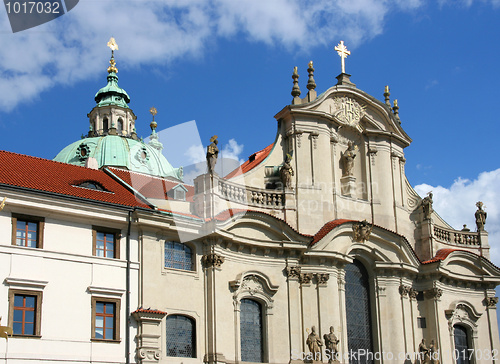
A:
341 141 356 176
280 153 294 189
475 201 487 231
206 135 219 177
306 326 323 361
323 326 339 363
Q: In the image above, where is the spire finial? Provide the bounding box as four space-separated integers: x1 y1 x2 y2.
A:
107 37 119 74
384 85 391 106
291 66 301 98
393 99 401 124
334 40 350 74
149 106 158 131
307 61 316 91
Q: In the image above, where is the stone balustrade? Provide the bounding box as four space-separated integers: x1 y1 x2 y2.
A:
218 179 285 208
433 226 479 246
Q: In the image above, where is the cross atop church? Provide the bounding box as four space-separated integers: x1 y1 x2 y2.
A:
334 40 350 74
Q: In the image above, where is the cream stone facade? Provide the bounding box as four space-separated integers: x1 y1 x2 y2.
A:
0 44 498 364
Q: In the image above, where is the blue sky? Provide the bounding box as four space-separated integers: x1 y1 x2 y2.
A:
0 0 499 307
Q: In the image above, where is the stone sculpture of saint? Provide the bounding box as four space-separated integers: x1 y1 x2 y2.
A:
429 340 439 364
280 154 294 189
475 201 487 231
323 326 339 363
421 192 433 220
306 326 323 361
418 338 430 364
206 135 219 176
342 141 356 176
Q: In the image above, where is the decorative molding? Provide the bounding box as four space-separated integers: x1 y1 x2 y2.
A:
138 348 161 361
87 286 125 297
232 273 277 314
4 277 48 290
202 253 225 268
310 132 319 149
409 288 418 300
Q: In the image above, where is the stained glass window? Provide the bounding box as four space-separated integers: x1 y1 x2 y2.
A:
240 298 264 362
454 325 471 364
345 260 374 364
164 242 193 270
166 315 196 358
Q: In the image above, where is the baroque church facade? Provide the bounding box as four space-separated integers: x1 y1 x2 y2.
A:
0 40 498 364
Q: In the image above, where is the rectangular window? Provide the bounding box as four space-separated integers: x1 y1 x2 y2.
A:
8 289 42 337
11 214 44 248
92 227 120 259
417 317 427 328
91 297 120 341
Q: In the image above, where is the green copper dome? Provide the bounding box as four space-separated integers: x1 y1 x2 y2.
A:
94 72 131 108
54 135 183 180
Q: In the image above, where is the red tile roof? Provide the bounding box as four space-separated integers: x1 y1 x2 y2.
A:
225 143 274 179
108 167 194 202
131 307 167 315
0 151 149 208
311 219 353 245
421 248 461 264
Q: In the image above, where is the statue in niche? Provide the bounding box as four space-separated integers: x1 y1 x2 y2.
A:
341 141 356 176
421 192 433 220
206 135 219 176
306 326 323 361
475 201 487 231
280 153 294 189
418 339 430 364
323 326 339 363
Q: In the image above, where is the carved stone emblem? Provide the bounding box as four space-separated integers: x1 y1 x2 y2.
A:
240 275 264 296
333 96 366 126
201 253 224 268
353 220 373 242
286 266 301 279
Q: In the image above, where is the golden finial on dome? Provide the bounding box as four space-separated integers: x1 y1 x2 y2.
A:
107 37 119 74
150 106 158 130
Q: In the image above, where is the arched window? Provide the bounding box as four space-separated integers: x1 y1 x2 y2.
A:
345 260 374 364
240 298 263 362
164 242 193 270
454 325 471 364
103 117 109 133
166 315 195 358
117 118 123 135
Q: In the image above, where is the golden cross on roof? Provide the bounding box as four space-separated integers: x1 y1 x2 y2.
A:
150 106 157 120
334 40 350 74
107 37 118 52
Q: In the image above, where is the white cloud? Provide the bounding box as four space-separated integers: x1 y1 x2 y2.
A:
221 138 244 164
0 0 427 111
415 168 500 266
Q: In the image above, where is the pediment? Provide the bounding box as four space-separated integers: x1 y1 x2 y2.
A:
277 86 412 146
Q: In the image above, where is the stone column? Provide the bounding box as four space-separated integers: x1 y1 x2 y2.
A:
202 251 226 364
424 287 443 363
286 265 303 364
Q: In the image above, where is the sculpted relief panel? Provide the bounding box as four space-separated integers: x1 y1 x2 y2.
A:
331 96 366 127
